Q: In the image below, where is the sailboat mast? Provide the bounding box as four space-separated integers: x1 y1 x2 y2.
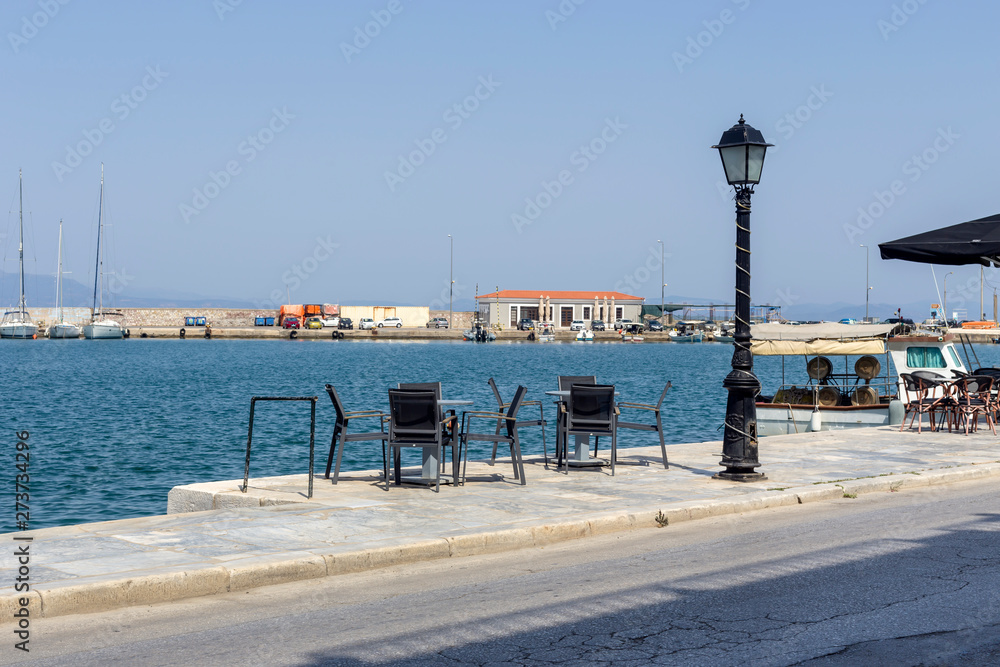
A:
18 169 25 315
57 219 64 322
92 164 104 315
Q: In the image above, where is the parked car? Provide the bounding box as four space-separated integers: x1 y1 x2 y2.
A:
281 316 301 329
426 317 449 328
646 319 664 331
519 318 534 331
359 318 376 330
320 316 340 328
570 320 586 331
613 319 633 331
591 319 606 331
377 317 403 328
337 317 353 330
305 316 323 329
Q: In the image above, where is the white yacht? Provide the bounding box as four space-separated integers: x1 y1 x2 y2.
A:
0 170 37 340
82 165 125 340
47 219 80 339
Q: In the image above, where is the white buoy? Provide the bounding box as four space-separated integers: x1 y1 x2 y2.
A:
809 408 822 432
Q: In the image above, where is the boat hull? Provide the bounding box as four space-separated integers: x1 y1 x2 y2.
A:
757 403 893 436
48 323 81 339
83 322 124 339
0 323 37 339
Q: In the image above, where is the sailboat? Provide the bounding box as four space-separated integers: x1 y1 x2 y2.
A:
82 165 125 340
47 219 80 339
0 170 37 339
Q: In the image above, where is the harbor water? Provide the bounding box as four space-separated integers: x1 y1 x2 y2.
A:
4 338 999 532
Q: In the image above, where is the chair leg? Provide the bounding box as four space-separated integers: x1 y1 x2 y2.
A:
593 436 600 458
657 414 668 470
434 444 442 493
511 433 526 485
610 428 616 476
539 404 548 465
324 424 342 479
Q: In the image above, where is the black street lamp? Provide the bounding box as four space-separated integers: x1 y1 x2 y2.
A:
712 115 772 482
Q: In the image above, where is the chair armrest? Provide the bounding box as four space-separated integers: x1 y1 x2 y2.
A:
344 410 385 417
618 402 658 411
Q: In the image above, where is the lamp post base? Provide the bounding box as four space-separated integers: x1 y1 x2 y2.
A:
712 470 767 482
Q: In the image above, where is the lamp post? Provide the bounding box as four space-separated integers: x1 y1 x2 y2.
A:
944 271 953 326
712 115 772 482
657 239 664 326
860 244 870 322
448 234 453 330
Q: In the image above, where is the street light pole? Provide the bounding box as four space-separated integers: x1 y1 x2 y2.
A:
944 271 953 326
657 239 664 326
860 244 869 322
448 234 453 330
712 115 771 482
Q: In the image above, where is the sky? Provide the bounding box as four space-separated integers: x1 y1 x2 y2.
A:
0 0 997 318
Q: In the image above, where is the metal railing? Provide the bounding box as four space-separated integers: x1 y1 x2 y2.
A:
241 396 318 499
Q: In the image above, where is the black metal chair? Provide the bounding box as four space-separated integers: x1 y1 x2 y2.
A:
460 385 528 485
487 378 547 463
399 382 455 471
616 382 672 469
554 376 596 466
386 389 457 492
562 384 619 475
324 384 388 484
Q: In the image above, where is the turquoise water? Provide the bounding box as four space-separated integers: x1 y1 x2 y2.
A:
3 338 998 531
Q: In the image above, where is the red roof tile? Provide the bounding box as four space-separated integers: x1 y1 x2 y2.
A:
476 290 643 301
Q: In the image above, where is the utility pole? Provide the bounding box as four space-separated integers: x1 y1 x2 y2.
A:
860 244 869 322
657 239 664 326
448 234 453 329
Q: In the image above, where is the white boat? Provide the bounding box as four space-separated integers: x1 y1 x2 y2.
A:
671 331 703 343
47 219 80 339
0 170 37 340
82 165 126 340
620 323 644 343
753 323 967 436
535 323 555 342
575 329 594 341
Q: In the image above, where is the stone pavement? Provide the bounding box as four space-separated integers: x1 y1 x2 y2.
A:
3 427 999 622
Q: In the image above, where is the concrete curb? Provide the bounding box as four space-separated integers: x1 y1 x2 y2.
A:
9 461 1000 621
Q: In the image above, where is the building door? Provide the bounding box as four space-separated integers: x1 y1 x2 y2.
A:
510 306 518 327
522 306 539 322
560 307 574 327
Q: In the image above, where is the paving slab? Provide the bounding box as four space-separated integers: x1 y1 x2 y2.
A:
2 426 999 621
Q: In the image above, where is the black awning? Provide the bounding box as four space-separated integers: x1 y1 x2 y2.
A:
879 213 1000 267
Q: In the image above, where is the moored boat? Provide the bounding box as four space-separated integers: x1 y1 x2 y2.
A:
83 165 126 340
753 323 968 436
47 218 80 339
1 170 36 339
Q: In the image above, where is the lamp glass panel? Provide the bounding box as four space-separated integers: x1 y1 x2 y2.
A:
719 145 747 184
747 145 767 183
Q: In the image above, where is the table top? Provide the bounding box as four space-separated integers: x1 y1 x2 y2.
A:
545 390 620 397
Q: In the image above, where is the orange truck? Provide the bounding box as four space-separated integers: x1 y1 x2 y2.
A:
279 304 304 326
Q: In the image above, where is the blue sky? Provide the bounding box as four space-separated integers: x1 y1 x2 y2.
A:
0 0 996 316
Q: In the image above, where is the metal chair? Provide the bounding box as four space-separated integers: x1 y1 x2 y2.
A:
953 375 996 435
399 382 454 471
487 378 547 463
323 384 388 483
899 373 950 432
460 385 528 485
554 376 596 466
386 389 457 492
616 382 672 469
562 384 619 475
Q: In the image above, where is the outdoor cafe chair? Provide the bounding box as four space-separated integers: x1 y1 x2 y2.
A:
324 384 389 484
616 382 672 469
399 382 455 471
560 384 619 475
460 385 528 485
952 375 997 435
488 377 547 464
387 389 457 492
899 373 952 433
554 376 596 464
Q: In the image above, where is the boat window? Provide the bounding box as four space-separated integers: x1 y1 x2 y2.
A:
906 347 946 368
946 345 962 368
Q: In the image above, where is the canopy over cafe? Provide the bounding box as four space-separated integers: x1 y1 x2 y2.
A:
476 290 644 329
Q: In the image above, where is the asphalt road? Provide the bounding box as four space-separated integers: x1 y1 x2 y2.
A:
6 477 1000 666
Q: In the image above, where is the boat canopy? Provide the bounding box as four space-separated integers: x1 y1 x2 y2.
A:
749 323 895 356
878 213 1000 267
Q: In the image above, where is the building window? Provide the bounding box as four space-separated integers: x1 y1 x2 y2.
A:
616 306 623 321
583 306 591 320
906 347 946 368
522 306 539 322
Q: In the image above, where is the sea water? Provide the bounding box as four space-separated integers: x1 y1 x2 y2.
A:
3 338 997 531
